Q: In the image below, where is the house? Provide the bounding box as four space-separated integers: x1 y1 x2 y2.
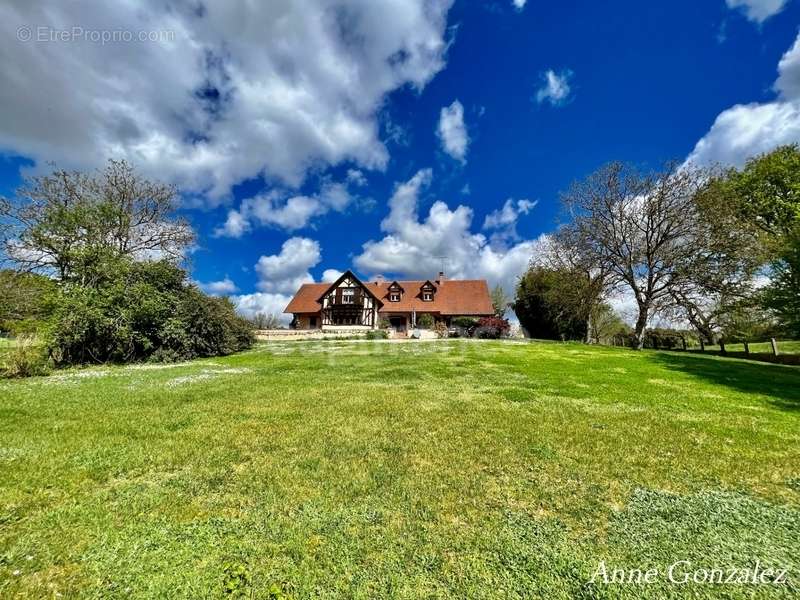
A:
284 270 494 332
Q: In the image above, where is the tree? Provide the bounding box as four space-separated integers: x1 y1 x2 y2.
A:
763 232 800 337
718 296 782 343
249 312 282 330
490 284 510 317
587 303 630 345
720 144 800 240
0 160 195 282
48 258 254 365
542 232 609 343
717 145 800 337
0 269 55 327
514 266 593 340
665 175 765 344
560 161 707 349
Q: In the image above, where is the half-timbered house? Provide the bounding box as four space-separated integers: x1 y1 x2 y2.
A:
284 270 494 332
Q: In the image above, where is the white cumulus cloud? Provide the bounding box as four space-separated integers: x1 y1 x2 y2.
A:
437 100 469 163
197 277 239 296
354 170 543 294
322 269 344 282
512 0 528 10
725 0 789 23
0 0 454 202
233 236 325 324
483 198 538 245
687 32 800 168
535 69 573 106
215 178 361 237
255 237 321 294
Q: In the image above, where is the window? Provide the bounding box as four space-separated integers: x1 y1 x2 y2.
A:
341 288 355 304
310 316 317 328
423 292 433 301
390 292 400 302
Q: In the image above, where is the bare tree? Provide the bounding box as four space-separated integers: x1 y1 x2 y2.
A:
0 160 195 280
561 161 707 349
250 312 282 330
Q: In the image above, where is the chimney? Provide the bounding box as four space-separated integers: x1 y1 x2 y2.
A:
436 271 445 284
374 274 384 285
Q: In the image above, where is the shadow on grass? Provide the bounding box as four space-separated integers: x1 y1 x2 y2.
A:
648 351 800 412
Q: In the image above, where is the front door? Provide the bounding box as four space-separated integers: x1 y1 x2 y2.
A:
389 316 407 332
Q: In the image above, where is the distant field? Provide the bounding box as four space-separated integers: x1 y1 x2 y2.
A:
722 340 800 354
1 340 798 598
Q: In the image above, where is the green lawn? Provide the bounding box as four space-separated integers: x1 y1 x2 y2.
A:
1 340 799 598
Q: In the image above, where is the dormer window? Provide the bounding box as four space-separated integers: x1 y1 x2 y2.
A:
420 280 436 301
387 281 404 302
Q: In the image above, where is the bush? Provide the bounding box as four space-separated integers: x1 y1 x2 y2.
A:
378 318 391 329
643 328 686 350
433 322 448 338
366 329 389 340
48 260 254 366
473 316 511 339
1 318 48 337
416 314 434 329
2 335 50 378
451 316 478 329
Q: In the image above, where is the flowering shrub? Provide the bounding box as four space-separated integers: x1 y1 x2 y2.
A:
473 316 511 339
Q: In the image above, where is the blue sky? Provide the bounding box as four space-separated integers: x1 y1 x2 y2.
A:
1 0 799 320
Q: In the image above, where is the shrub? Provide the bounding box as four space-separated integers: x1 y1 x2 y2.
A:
451 316 478 329
416 314 435 329
2 335 50 378
643 328 685 350
366 329 389 340
378 318 391 329
433 322 448 338
48 260 254 366
450 316 479 338
473 316 511 339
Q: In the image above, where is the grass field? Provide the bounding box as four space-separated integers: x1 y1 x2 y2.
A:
1 340 799 598
0 338 14 371
722 340 800 354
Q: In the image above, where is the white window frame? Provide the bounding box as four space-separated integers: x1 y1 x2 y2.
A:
341 288 355 304
390 292 400 302
423 292 433 301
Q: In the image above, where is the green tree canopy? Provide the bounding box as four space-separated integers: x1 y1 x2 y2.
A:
514 266 595 341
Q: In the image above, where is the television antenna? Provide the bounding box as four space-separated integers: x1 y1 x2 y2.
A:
434 255 450 274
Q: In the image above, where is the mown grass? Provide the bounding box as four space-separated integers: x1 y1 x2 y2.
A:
0 340 798 598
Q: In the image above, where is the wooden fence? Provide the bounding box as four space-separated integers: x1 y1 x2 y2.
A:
662 337 800 366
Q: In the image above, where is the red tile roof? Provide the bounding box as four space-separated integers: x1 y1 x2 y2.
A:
284 278 494 316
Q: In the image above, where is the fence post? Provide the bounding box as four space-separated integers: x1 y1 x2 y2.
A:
743 340 749 354
699 338 705 352
719 339 726 355
770 338 779 356
681 336 687 351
